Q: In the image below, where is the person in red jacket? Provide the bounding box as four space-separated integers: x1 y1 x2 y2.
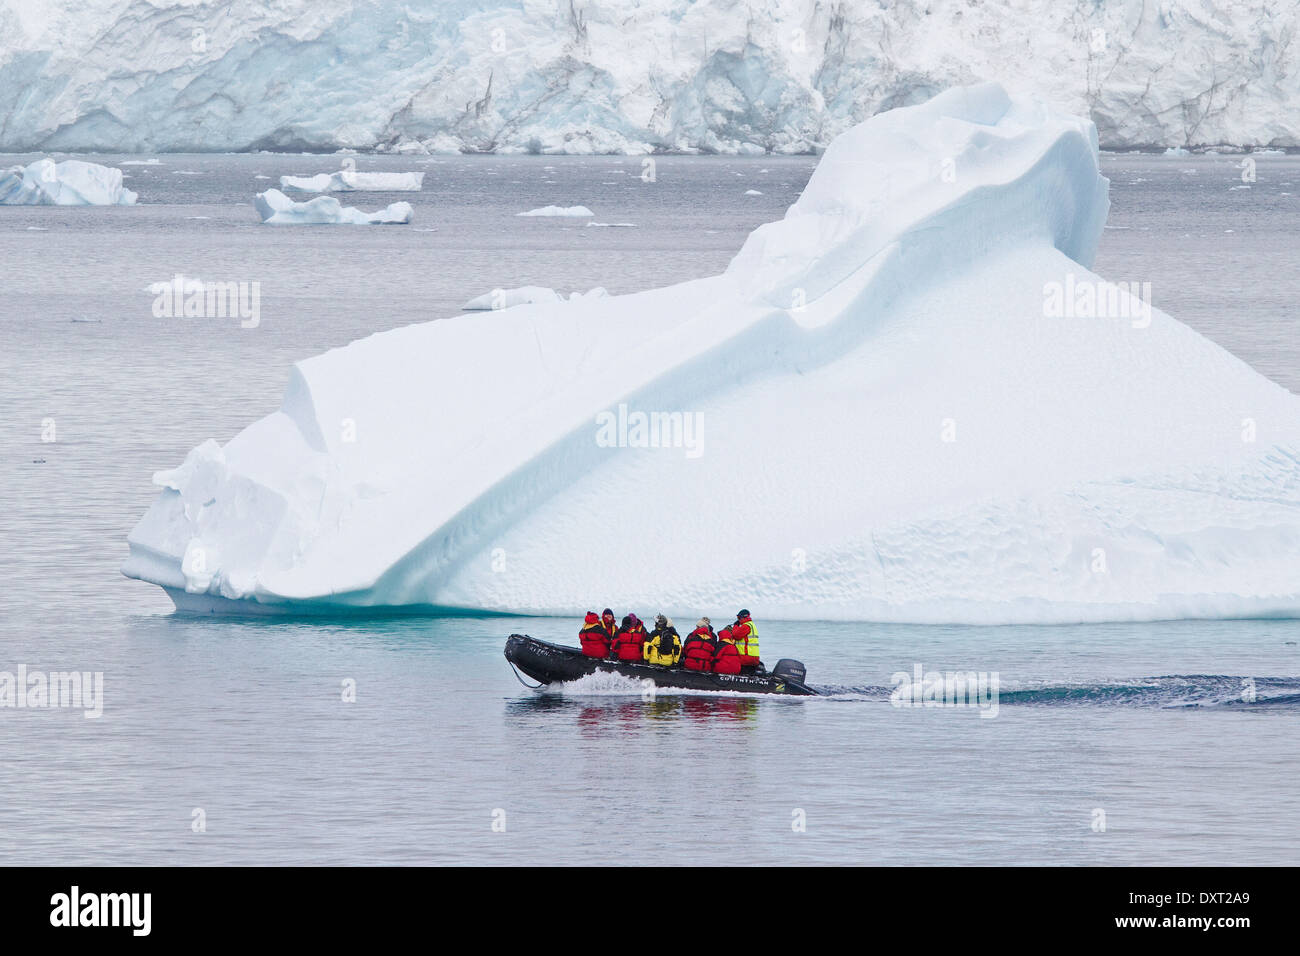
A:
681 618 717 672
578 609 614 658
712 626 742 675
610 613 648 662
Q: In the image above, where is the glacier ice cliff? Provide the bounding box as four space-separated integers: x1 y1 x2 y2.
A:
122 82 1300 622
2 0 1298 154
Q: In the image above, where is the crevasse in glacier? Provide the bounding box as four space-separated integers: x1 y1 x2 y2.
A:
122 83 1300 622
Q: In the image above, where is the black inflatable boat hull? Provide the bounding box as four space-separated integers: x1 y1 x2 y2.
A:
504 634 818 696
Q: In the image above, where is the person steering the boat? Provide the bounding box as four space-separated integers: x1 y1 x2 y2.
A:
731 609 762 673
610 613 649 662
643 614 682 666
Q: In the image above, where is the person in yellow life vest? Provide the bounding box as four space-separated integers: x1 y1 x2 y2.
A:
644 614 682 667
731 609 762 672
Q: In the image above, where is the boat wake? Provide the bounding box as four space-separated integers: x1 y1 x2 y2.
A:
814 675 1300 709
543 671 648 696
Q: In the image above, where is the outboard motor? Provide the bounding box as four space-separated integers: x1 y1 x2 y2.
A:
771 659 807 685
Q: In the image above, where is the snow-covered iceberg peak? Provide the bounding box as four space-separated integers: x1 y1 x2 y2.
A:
123 84 1300 623
0 158 137 205
729 83 1107 310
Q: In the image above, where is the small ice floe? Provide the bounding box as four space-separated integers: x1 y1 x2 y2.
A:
585 221 635 228
462 286 608 310
0 158 137 205
70 316 102 323
185 215 212 220
516 205 594 217
254 175 271 180
1164 146 1189 156
280 171 424 192
172 170 203 175
26 226 47 230
253 188 412 224
120 159 163 166
744 189 763 195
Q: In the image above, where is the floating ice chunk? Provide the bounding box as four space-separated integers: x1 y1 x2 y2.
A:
517 205 594 217
462 286 607 310
462 286 562 310
1164 146 1189 156
279 171 424 191
744 189 763 195
253 188 412 224
0 158 137 205
422 133 465 155
584 221 635 228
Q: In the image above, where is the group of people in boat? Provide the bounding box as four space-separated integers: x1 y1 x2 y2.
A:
578 608 762 675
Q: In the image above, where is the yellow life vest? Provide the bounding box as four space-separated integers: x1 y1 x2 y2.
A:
644 631 682 666
733 619 759 659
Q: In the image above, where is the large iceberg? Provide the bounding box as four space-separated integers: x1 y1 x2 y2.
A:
123 84 1300 623
0 158 137 205
280 171 424 192
253 188 412 224
2 1 1297 153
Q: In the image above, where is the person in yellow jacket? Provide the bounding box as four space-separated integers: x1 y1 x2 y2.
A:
731 609 762 672
643 614 682 666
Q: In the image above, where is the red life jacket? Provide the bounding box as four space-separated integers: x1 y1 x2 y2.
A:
579 612 612 658
612 622 647 661
682 631 716 672
713 641 742 675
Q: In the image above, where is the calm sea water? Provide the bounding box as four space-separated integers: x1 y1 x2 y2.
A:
1 152 1298 865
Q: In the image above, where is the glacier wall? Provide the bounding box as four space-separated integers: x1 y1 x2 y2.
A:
2 0 1297 154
